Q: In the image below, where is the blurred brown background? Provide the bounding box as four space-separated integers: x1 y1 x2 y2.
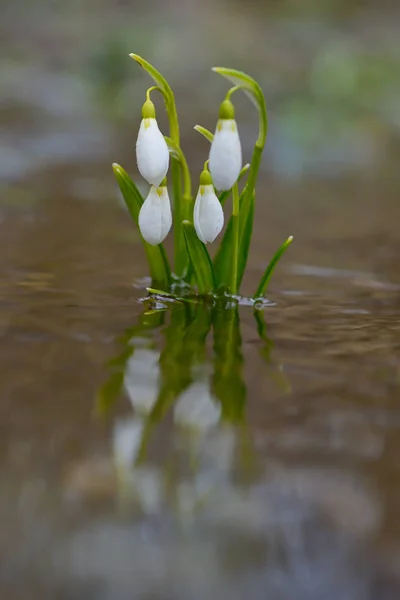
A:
2 0 400 293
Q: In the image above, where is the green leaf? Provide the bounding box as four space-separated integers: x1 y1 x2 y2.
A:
182 221 215 294
146 287 197 304
194 124 214 143
253 236 293 299
236 189 255 289
112 163 171 289
212 67 268 147
213 187 254 289
130 53 172 102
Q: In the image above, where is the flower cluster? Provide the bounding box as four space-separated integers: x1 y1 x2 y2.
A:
113 54 292 299
136 94 242 246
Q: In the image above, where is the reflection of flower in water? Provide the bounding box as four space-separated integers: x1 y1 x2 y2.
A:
111 380 233 519
113 418 144 469
174 382 221 432
172 381 241 522
112 418 163 515
123 348 160 416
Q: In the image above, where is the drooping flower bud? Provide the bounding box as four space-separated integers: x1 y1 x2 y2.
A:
138 180 172 245
193 169 224 244
209 98 242 191
136 99 169 187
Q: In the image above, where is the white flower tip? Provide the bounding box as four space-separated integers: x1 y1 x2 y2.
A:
138 185 172 246
136 118 169 187
194 184 224 244
209 119 242 191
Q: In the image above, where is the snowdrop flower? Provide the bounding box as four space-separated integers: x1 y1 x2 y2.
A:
193 168 224 244
209 98 242 191
136 98 169 187
138 179 172 245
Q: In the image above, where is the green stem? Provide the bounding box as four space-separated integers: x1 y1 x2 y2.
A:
172 159 184 274
168 94 180 145
225 85 244 99
246 144 263 198
146 86 159 101
181 152 192 201
167 90 192 277
231 183 240 294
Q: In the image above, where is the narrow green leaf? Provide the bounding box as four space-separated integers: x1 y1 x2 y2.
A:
130 53 172 101
182 221 215 294
146 287 197 304
112 163 171 289
236 189 255 289
194 125 214 143
213 216 233 289
253 236 294 299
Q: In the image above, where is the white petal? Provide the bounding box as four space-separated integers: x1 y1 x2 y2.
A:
136 118 169 187
158 186 172 241
209 119 242 191
193 184 224 244
138 185 172 245
174 382 221 431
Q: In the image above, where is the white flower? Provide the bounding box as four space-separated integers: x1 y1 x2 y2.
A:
138 184 172 246
174 381 221 431
209 119 242 191
136 117 169 187
193 182 224 244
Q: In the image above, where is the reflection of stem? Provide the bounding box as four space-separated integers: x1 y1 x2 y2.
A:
212 306 246 423
237 422 258 483
231 183 240 294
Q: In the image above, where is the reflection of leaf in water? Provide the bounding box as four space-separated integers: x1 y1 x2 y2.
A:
96 300 290 478
212 306 246 424
136 303 213 461
96 371 125 417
